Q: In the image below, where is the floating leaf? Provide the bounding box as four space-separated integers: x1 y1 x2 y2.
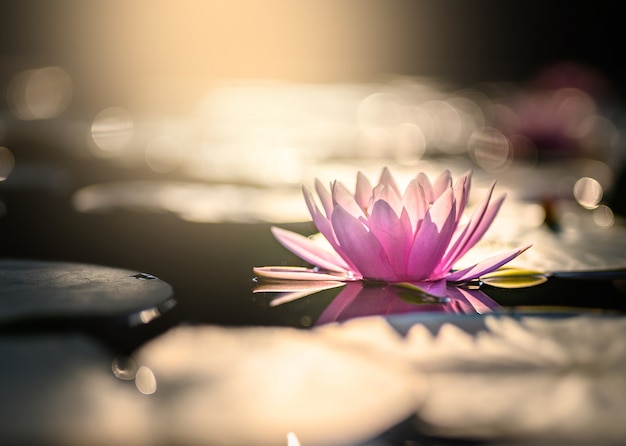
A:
480 267 548 288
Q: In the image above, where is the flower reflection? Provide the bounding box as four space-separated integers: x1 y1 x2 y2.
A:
253 279 501 325
255 168 530 296
317 282 500 325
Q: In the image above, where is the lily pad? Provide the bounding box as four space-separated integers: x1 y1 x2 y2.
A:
0 259 174 324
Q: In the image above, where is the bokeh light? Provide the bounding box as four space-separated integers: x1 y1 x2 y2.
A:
593 204 615 228
90 107 134 155
135 366 157 395
0 147 15 181
573 176 603 209
468 127 513 172
72 182 309 223
7 66 73 121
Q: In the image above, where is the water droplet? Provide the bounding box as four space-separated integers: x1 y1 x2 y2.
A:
130 273 157 280
111 355 137 380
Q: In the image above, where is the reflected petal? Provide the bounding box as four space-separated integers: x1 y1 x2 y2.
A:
446 285 500 314
315 282 501 325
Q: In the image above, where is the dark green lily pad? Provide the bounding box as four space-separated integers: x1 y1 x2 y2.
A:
0 259 174 324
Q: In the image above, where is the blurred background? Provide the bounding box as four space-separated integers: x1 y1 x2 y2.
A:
0 0 625 329
3 4 626 444
2 1 624 93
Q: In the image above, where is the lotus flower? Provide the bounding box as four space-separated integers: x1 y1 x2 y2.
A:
255 168 530 296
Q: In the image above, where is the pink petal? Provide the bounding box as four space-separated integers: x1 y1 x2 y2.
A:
445 244 532 282
439 182 504 273
450 193 506 271
355 172 374 211
372 184 403 216
460 192 506 254
452 170 472 224
446 286 500 314
313 179 334 218
267 282 347 307
378 167 402 197
253 266 358 281
252 277 346 293
314 282 363 325
402 178 428 233
331 205 396 281
417 172 434 203
303 185 324 220
303 187 357 271
368 199 412 276
432 170 452 199
406 187 456 280
394 279 448 298
270 227 350 272
331 284 398 320
332 181 365 219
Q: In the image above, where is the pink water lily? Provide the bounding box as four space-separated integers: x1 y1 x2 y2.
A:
255 168 530 294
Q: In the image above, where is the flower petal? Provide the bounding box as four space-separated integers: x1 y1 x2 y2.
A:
355 172 374 211
332 181 366 219
270 226 350 273
303 187 356 271
252 277 345 293
402 178 428 233
439 182 505 274
394 279 448 298
406 187 456 280
253 266 358 281
432 169 452 199
313 179 334 218
417 172 434 203
331 205 396 281
446 285 500 314
314 282 364 325
378 167 402 197
372 184 403 216
452 170 472 224
368 199 412 276
445 244 532 282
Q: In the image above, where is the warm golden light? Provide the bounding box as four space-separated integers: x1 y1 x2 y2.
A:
286 432 301 446
144 136 181 173
72 181 309 223
47 1 441 87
